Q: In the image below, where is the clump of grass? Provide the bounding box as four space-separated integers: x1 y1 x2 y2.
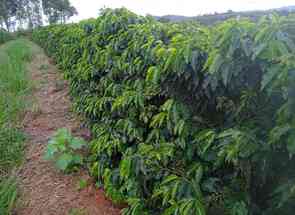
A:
0 126 25 171
0 177 17 215
0 40 33 125
0 39 34 214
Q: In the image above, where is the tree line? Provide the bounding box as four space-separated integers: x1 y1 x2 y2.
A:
0 0 77 31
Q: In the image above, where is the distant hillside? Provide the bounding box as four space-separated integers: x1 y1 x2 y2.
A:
155 5 295 25
278 5 295 12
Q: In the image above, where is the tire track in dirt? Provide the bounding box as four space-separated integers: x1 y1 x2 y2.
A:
17 43 121 215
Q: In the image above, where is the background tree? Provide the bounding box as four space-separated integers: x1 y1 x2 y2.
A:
0 0 78 31
25 0 43 29
42 0 77 24
0 0 18 31
16 0 43 29
0 0 43 31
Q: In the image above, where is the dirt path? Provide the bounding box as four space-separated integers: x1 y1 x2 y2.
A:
17 43 121 215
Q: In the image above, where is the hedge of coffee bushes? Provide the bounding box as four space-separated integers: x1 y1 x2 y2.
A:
32 9 295 215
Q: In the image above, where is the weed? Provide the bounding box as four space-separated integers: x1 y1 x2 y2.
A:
44 128 87 172
76 179 88 191
68 208 87 215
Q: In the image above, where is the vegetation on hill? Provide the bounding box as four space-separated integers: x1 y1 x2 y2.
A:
0 39 33 215
156 6 295 25
32 8 295 215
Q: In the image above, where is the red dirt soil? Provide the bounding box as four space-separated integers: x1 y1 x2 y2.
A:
17 44 121 215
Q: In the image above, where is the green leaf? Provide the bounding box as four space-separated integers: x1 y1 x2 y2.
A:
162 175 179 186
55 153 73 171
70 137 86 150
180 200 193 214
222 65 231 86
201 178 219 193
194 165 203 184
55 128 72 143
269 125 291 145
287 132 295 155
261 66 280 90
171 181 180 200
72 154 83 165
164 48 177 72
195 199 206 215
230 201 248 215
146 66 160 84
44 143 58 160
120 157 131 179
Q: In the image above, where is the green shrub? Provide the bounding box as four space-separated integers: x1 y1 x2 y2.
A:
0 29 12 45
33 9 295 215
44 128 87 172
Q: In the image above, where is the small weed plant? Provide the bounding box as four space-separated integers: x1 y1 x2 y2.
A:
45 128 87 172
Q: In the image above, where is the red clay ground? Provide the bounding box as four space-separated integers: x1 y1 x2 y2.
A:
17 43 121 215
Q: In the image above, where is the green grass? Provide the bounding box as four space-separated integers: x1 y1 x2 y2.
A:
0 178 17 214
0 30 12 45
0 39 34 215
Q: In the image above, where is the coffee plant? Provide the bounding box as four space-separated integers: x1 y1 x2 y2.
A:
33 8 295 214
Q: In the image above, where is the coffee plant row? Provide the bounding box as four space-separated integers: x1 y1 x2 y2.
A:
32 9 295 215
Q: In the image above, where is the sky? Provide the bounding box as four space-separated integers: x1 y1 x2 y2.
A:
70 0 295 22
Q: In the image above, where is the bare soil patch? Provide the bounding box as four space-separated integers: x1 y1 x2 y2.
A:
17 44 120 215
